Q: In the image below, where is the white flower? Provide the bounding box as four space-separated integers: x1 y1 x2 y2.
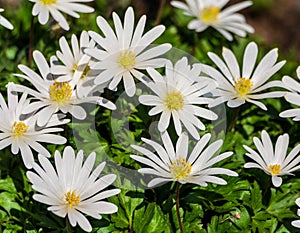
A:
14 50 116 126
131 131 237 188
202 41 286 110
279 66 300 121
0 83 68 168
26 146 120 232
85 6 172 97
51 31 105 98
244 130 300 187
0 8 13 30
292 198 300 228
139 58 217 140
171 0 254 40
29 0 94 31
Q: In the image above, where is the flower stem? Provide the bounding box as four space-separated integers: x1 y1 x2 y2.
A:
28 15 34 67
66 217 72 233
175 182 184 233
228 107 240 132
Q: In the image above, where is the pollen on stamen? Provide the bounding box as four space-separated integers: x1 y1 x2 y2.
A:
41 0 57 5
199 5 220 24
268 164 281 176
49 81 72 104
12 122 28 137
118 50 136 69
234 78 253 98
170 157 192 180
164 91 184 111
64 190 80 208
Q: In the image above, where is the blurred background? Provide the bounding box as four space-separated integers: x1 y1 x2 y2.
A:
1 0 299 60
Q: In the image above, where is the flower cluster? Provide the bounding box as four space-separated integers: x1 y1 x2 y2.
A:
1 0 300 231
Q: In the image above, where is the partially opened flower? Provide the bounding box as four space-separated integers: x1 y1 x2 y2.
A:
85 6 172 97
0 8 13 30
202 41 286 110
0 83 68 168
291 198 300 228
29 0 94 31
139 58 217 140
14 50 116 126
51 31 104 98
244 130 300 187
27 146 120 232
131 131 237 188
279 66 300 121
171 0 254 40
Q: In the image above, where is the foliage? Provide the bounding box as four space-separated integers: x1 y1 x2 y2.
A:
0 0 300 232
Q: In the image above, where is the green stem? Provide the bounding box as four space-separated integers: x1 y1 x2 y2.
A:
28 15 34 67
154 0 166 25
175 182 184 233
66 217 72 233
228 107 240 132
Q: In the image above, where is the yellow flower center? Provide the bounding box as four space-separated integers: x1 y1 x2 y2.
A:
72 64 90 79
268 164 281 176
164 91 184 111
199 6 220 24
118 50 136 69
170 157 192 180
40 0 56 5
49 81 72 104
234 78 253 97
12 122 28 137
64 190 80 208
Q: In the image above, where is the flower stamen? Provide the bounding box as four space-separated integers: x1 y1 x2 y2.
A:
12 122 28 137
118 50 136 69
268 164 281 176
41 0 57 5
234 78 253 98
170 157 192 180
64 190 80 208
199 6 220 24
164 91 184 111
49 81 72 104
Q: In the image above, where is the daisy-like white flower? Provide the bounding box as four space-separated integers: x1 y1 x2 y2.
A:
26 146 120 232
292 198 300 228
0 8 13 30
0 83 68 168
171 0 254 41
51 31 105 98
244 130 300 187
131 131 237 188
85 6 172 97
29 0 94 31
139 58 217 140
202 41 286 110
14 50 116 126
279 66 300 121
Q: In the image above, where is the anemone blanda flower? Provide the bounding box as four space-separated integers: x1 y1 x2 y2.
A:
201 41 286 110
14 50 116 126
0 83 68 168
29 0 94 31
279 66 300 121
85 6 172 97
292 198 300 228
139 58 217 140
50 31 105 98
244 130 300 187
171 0 254 41
26 146 120 232
0 8 13 30
131 131 237 188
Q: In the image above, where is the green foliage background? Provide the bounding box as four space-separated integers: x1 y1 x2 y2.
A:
0 0 300 232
